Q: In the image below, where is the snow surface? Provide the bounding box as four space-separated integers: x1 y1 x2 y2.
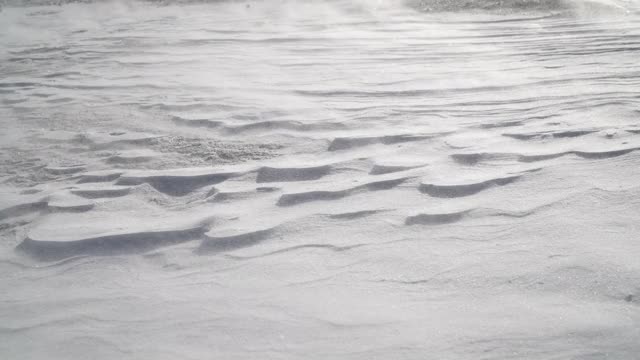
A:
1 0 640 359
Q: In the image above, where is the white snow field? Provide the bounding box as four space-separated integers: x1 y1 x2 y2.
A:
1 0 640 359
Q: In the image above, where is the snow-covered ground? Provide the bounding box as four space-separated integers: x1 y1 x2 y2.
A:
1 0 640 358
